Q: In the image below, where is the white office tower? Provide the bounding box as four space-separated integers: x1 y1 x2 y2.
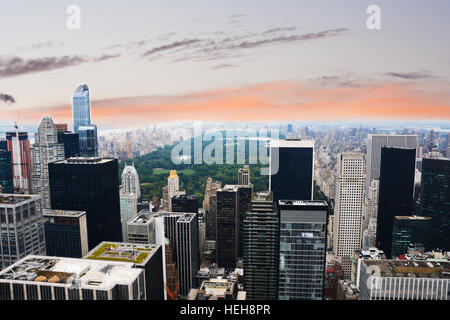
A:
31 116 65 209
362 180 379 249
238 165 250 185
166 170 185 211
333 152 365 278
0 194 46 270
366 134 418 196
122 163 141 199
119 188 138 241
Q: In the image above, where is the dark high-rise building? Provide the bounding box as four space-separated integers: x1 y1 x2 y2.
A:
0 150 14 193
216 186 237 268
278 200 328 300
420 158 450 251
171 194 199 214
391 216 432 257
0 140 7 151
216 185 252 268
243 192 279 300
43 209 89 258
176 213 199 298
57 130 80 158
376 147 416 258
269 139 314 205
48 158 123 249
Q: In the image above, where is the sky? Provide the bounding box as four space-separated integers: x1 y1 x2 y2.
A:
1 0 450 128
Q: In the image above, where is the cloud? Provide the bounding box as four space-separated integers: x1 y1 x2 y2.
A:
0 93 16 104
93 53 121 62
10 79 450 127
0 56 87 78
385 71 437 80
139 28 348 63
210 64 238 70
261 26 297 35
142 39 203 57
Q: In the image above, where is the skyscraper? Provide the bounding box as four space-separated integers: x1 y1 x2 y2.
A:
6 130 32 194
216 185 252 268
203 177 221 241
176 213 199 298
48 158 123 249
278 200 328 300
122 163 141 199
366 134 418 196
362 179 379 249
43 209 89 258
376 147 416 258
269 139 314 205
72 84 98 157
171 195 199 214
0 149 14 194
333 152 365 277
243 191 279 300
238 165 250 185
31 116 65 209
420 158 450 251
72 84 91 132
391 216 432 257
0 194 46 270
56 126 79 158
78 125 98 157
164 170 185 211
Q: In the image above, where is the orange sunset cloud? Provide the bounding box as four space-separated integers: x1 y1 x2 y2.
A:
4 80 450 127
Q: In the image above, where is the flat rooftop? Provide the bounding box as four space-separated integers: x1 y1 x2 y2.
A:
128 212 153 224
42 209 86 218
52 157 113 165
270 139 314 148
199 278 235 297
279 200 328 207
177 213 196 223
85 242 160 266
0 255 141 289
0 194 38 205
394 215 432 221
363 259 450 279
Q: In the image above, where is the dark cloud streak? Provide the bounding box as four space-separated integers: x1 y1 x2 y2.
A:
0 93 16 104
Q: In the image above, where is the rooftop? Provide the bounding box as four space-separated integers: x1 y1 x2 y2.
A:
42 209 86 218
363 259 450 279
53 157 113 164
394 215 432 221
270 139 314 148
85 242 160 266
0 194 38 205
128 211 153 224
278 200 328 207
0 255 141 289
199 278 235 297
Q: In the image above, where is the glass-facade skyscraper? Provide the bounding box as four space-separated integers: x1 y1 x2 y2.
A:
0 149 14 194
72 84 98 157
48 158 122 249
269 139 314 205
243 192 279 300
420 158 450 251
278 200 328 300
391 216 432 257
72 84 91 132
376 147 416 258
